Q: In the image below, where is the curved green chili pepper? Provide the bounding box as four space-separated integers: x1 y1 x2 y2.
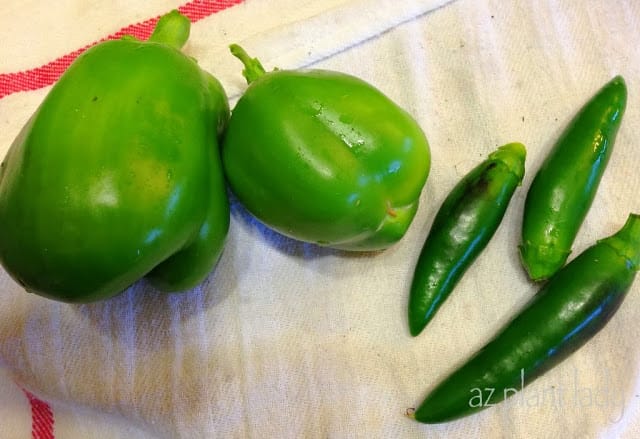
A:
408 142 526 336
520 76 627 281
411 213 640 423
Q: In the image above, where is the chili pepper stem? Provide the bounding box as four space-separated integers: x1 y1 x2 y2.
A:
148 10 191 49
489 142 526 180
229 44 267 84
601 213 640 269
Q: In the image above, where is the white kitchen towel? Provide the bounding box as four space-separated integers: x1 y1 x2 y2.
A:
1 0 640 438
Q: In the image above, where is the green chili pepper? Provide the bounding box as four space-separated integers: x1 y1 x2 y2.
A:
221 45 430 251
411 213 640 423
520 76 627 281
0 11 230 302
408 142 526 336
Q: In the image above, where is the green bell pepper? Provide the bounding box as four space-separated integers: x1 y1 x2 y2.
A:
0 11 230 302
221 45 430 251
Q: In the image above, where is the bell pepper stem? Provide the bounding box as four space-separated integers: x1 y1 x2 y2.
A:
229 44 267 84
148 10 191 50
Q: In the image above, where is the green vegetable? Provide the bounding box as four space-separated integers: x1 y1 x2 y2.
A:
520 76 627 281
221 45 430 250
408 143 526 336
0 11 230 302
411 213 640 423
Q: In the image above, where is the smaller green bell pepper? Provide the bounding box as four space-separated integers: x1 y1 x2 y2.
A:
221 45 431 251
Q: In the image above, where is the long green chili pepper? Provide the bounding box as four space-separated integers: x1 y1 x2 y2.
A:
408 142 526 336
520 76 627 281
411 213 640 423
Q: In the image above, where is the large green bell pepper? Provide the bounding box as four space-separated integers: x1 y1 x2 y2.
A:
222 45 430 251
0 11 230 302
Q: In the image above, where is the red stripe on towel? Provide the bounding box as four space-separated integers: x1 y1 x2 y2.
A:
0 0 243 99
23 390 55 439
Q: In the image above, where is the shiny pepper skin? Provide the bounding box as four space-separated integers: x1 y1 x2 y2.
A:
520 76 627 281
0 11 230 302
412 214 640 423
221 45 430 251
408 143 526 336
